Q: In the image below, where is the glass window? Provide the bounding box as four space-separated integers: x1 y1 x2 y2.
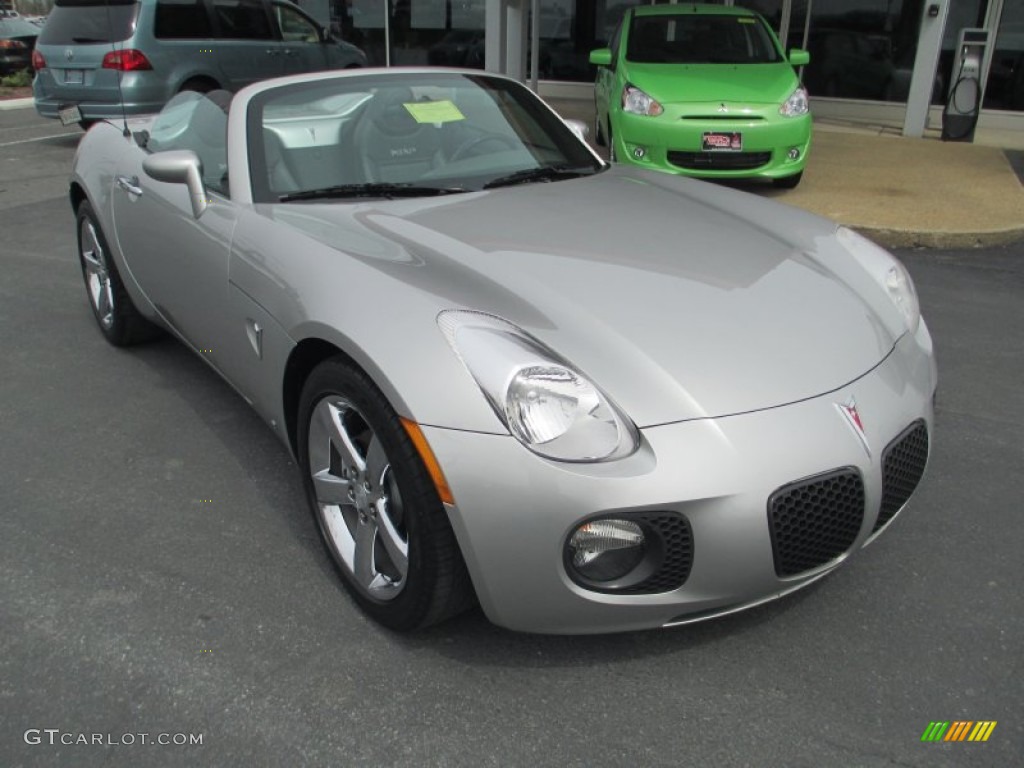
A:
212 0 273 40
246 72 602 201
37 0 139 45
984 2 1024 111
626 13 781 65
155 0 214 39
330 0 388 66
802 1 927 103
146 90 231 196
274 3 320 43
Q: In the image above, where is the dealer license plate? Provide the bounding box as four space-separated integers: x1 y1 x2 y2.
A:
58 105 83 126
702 132 743 151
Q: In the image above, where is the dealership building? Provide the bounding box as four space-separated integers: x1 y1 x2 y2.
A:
301 0 1022 139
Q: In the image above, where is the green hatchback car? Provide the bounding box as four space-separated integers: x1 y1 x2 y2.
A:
591 4 811 188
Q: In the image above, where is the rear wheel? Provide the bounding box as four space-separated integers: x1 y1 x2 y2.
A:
178 77 218 94
298 357 473 631
76 201 160 346
772 172 803 190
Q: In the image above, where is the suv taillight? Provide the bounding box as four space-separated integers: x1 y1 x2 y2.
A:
101 49 152 71
31 48 46 70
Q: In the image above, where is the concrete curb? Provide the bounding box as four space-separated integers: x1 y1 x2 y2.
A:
0 97 34 110
855 225 1024 250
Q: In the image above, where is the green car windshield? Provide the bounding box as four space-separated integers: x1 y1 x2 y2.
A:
626 14 781 65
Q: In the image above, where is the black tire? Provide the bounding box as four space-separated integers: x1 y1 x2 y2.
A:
297 357 474 631
76 201 161 346
178 77 217 94
773 171 803 190
594 112 606 147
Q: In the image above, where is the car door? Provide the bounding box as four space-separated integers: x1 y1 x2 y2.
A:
270 0 329 75
110 143 239 368
209 0 285 88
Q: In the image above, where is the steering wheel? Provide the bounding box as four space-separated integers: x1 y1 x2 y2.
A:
449 133 519 162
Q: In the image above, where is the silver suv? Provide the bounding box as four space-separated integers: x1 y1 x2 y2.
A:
33 0 366 125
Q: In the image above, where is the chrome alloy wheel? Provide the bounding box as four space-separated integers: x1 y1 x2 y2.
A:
307 396 409 601
79 217 114 329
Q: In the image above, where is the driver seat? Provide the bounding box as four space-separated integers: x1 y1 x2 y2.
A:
352 88 441 183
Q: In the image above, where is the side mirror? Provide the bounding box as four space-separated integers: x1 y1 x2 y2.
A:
589 48 613 67
143 149 209 219
789 48 810 67
564 118 590 143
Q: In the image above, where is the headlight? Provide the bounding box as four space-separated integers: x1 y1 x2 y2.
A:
622 83 664 116
779 86 809 117
438 310 640 462
837 227 920 333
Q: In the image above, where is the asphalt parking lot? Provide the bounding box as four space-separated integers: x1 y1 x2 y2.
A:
1 108 1022 767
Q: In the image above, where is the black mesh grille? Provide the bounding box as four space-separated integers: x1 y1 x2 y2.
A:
874 420 929 533
620 511 694 595
667 150 772 170
768 469 865 578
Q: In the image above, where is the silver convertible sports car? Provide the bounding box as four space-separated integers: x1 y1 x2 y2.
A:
70 69 936 634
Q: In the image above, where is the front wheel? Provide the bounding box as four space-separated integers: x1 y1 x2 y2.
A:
76 201 160 346
298 358 473 631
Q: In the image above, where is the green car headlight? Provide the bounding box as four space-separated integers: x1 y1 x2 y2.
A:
622 83 664 117
779 86 809 117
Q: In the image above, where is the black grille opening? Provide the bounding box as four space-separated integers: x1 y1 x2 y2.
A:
874 420 929 533
621 511 694 595
768 469 865 578
667 150 772 171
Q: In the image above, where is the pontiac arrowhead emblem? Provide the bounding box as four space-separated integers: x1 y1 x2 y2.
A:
836 397 870 457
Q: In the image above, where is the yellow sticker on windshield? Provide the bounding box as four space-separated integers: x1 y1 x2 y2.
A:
404 100 466 124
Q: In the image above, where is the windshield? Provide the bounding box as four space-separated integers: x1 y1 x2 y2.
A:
246 72 603 203
627 13 781 65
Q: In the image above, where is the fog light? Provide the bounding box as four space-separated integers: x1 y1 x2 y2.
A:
568 519 646 582
787 148 801 160
632 146 647 160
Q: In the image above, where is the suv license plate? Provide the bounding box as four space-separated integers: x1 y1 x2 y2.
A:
702 132 742 151
64 69 84 85
58 105 83 126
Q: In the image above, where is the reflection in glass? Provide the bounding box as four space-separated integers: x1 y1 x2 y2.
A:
984 2 1024 111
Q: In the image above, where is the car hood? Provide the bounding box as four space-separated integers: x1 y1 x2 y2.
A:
264 167 902 427
625 62 799 105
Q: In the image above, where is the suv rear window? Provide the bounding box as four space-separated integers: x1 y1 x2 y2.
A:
37 0 139 46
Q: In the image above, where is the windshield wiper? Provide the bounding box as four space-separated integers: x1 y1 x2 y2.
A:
279 183 468 202
483 165 596 190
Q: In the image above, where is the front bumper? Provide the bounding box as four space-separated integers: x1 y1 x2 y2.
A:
613 103 811 180
425 321 935 634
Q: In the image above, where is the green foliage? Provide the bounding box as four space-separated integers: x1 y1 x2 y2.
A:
0 69 33 88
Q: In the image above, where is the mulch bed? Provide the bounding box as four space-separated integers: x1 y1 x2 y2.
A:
0 86 33 101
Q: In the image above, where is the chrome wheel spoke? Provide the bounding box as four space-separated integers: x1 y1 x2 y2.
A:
352 516 378 589
312 468 350 506
374 498 409 579
324 402 366 474
364 435 388 487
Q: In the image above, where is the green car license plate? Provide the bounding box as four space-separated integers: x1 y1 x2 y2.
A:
702 132 742 151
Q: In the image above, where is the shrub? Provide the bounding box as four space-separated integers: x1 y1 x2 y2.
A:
0 69 33 88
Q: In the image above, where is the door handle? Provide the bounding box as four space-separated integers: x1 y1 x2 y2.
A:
116 175 142 196
265 48 280 56
282 48 296 57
